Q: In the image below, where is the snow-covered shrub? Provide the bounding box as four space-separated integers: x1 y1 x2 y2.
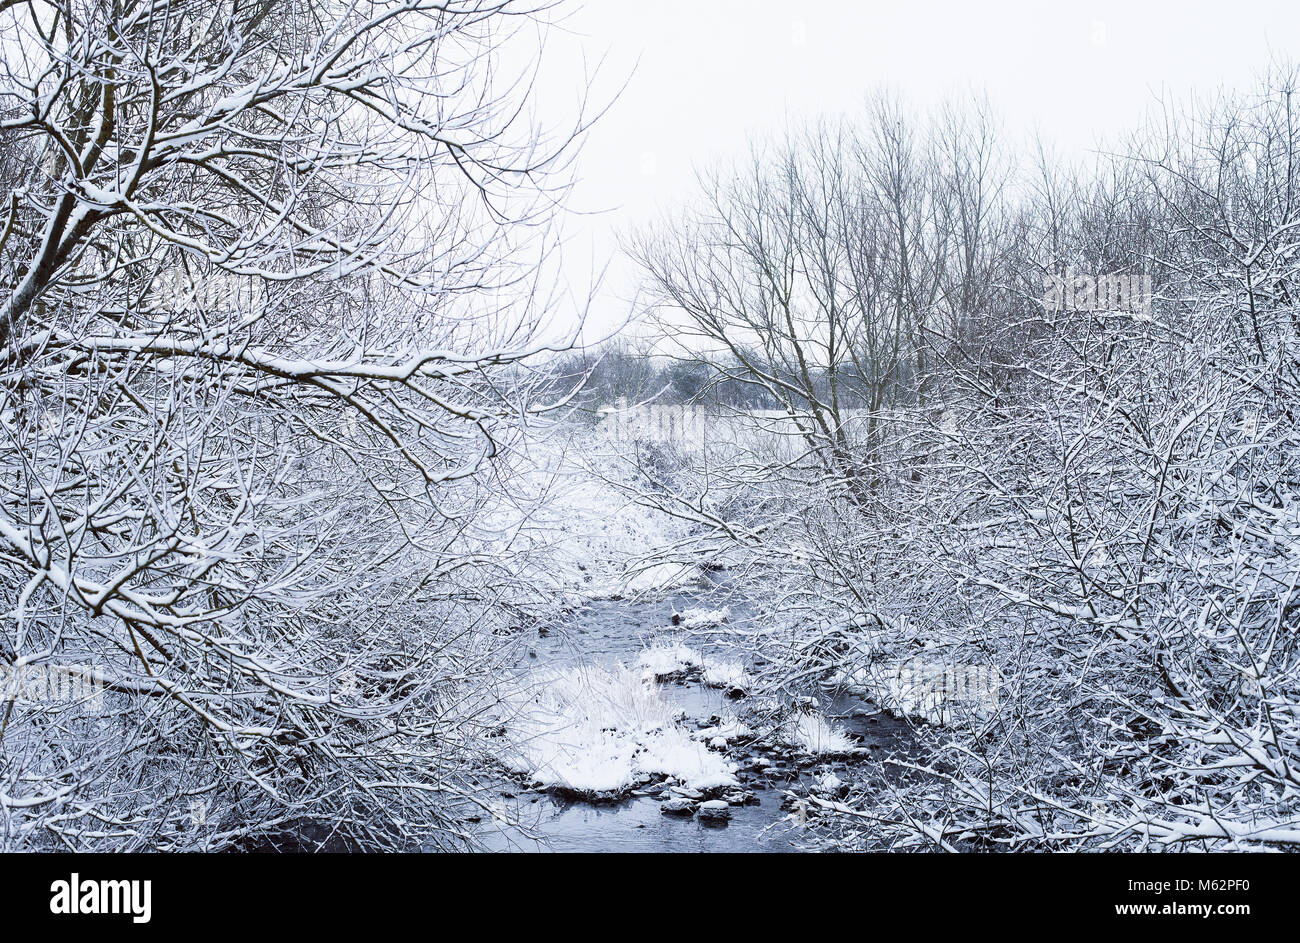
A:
627 72 1300 850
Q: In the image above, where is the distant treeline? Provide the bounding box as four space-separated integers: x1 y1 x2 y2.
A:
552 340 886 411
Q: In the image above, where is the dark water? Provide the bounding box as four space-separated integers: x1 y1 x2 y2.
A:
476 580 914 853
481 784 801 853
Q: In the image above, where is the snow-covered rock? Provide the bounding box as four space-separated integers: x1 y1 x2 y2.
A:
637 642 703 681
676 606 731 629
814 771 845 795
697 799 731 821
702 660 753 694
497 664 738 797
660 797 697 815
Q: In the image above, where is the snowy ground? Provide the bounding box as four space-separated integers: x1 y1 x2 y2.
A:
481 426 701 602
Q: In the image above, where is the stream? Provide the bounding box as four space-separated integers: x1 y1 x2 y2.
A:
476 578 916 853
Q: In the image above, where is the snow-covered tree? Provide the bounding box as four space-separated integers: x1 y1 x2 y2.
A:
0 0 586 849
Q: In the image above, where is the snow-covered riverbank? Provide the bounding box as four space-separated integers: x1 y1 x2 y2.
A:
474 583 916 852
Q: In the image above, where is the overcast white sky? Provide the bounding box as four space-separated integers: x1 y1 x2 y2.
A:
516 1 1300 340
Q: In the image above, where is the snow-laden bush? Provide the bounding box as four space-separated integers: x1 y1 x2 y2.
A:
627 72 1300 850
